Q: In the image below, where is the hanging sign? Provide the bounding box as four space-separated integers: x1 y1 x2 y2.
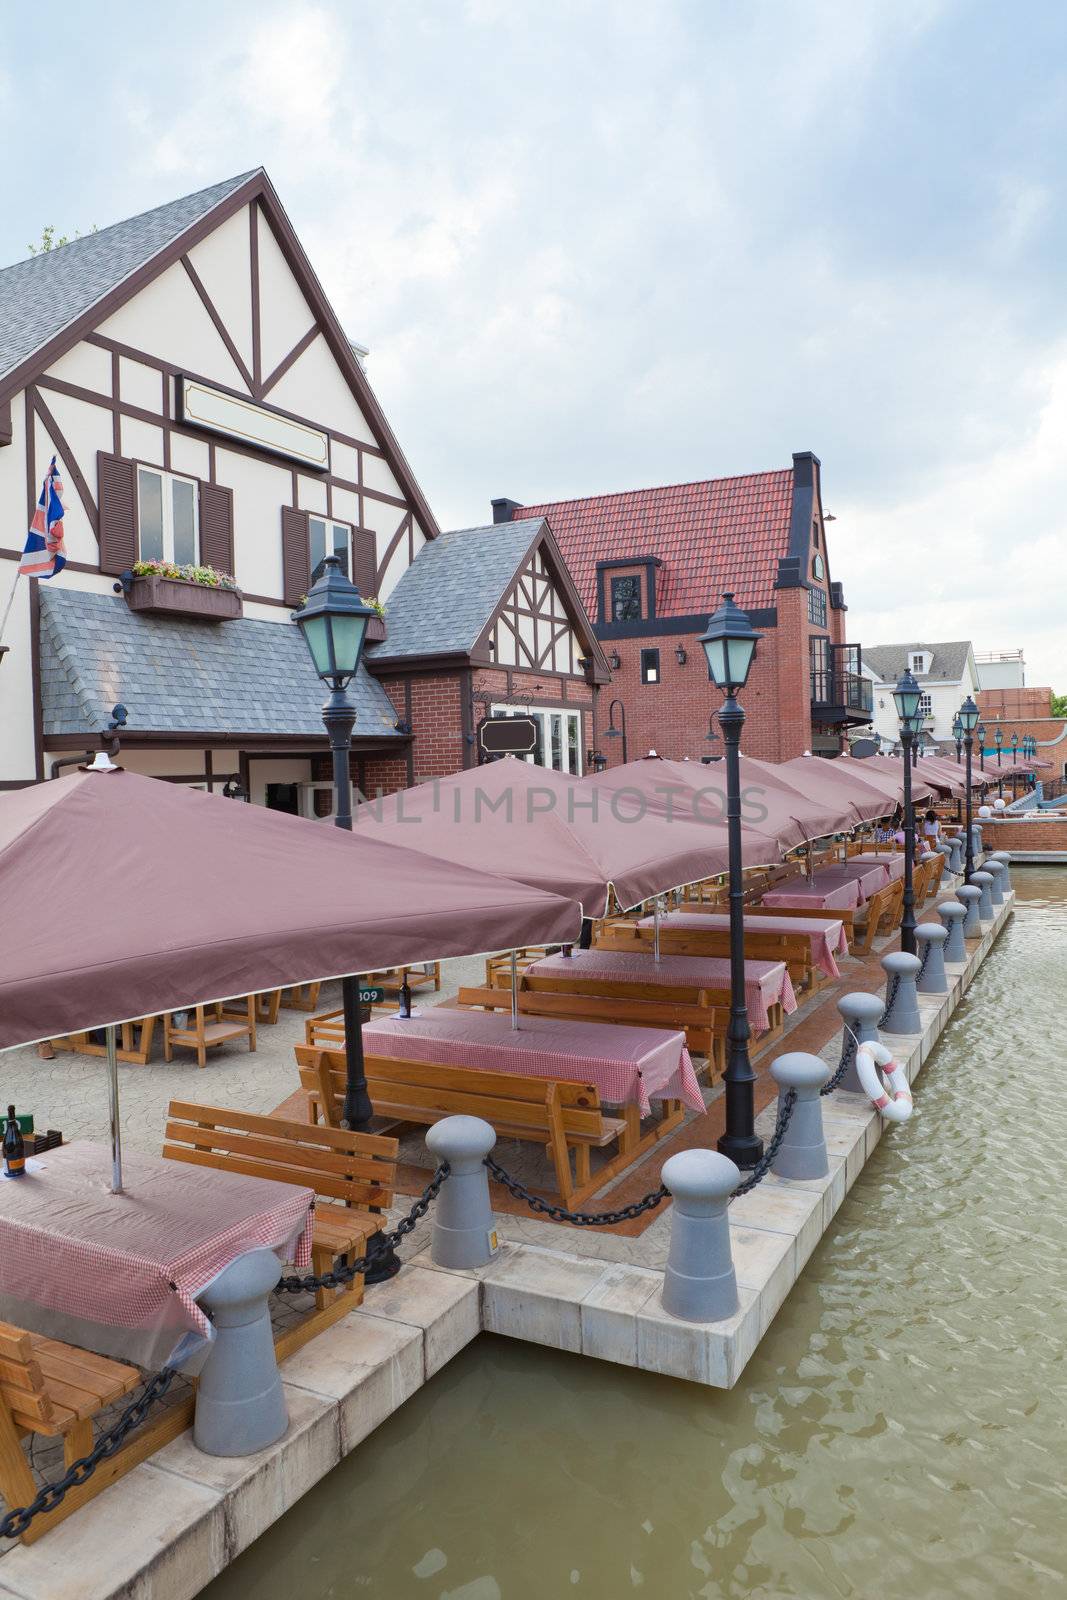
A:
358 985 386 1005
478 716 539 758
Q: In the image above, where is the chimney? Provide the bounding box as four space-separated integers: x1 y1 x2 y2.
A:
491 497 523 525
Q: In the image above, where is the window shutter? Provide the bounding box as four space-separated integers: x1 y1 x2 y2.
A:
97 453 138 575
282 508 311 606
198 482 235 578
352 526 377 598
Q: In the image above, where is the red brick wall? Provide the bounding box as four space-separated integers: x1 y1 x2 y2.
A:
980 817 1067 850
470 667 595 768
977 687 1053 719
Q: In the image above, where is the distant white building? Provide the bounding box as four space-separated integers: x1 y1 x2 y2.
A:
974 648 1025 690
862 642 980 752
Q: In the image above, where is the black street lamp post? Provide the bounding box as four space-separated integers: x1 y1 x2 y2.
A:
699 593 762 1169
605 699 629 764
994 726 1003 798
952 712 963 764
1011 731 1019 766
892 670 922 955
976 722 986 773
294 555 377 1132
959 696 980 881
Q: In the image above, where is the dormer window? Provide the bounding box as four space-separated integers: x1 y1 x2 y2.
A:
611 575 641 622
910 651 928 675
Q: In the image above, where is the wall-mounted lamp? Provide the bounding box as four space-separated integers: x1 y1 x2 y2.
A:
675 646 687 666
609 649 622 671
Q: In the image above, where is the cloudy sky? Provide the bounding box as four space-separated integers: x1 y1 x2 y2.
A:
3 0 1066 686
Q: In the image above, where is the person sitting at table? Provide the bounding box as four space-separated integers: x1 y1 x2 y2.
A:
922 809 941 847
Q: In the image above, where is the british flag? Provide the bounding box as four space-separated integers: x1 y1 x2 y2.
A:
19 456 67 578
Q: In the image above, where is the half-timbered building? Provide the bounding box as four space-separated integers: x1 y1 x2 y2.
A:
0 170 605 804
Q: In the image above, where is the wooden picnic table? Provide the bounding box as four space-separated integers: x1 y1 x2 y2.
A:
762 859 889 911
362 1006 705 1117
596 943 798 1029
649 911 848 979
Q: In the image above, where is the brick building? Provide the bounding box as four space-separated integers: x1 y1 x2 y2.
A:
492 452 869 764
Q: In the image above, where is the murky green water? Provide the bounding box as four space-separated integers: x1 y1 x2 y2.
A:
206 870 1067 1600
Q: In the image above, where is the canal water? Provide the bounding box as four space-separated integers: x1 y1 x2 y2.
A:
206 869 1067 1600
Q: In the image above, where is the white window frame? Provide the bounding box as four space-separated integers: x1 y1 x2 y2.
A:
308 515 352 579
490 703 583 775
910 652 927 675
136 465 200 565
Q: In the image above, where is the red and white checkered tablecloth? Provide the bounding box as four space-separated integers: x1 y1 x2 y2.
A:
616 940 797 1028
652 912 848 979
848 852 905 882
761 876 861 912
363 1006 705 1115
0 1142 313 1370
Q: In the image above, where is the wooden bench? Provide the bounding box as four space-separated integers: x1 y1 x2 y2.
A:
162 1102 397 1349
459 978 726 1075
852 878 904 954
743 901 857 949
50 1016 158 1067
294 1046 631 1209
0 1322 144 1544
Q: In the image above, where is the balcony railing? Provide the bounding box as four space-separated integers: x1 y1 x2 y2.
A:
810 670 873 717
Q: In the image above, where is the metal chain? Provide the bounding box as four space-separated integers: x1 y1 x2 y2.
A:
879 974 901 1028
821 1031 856 1096
274 1163 450 1294
484 1155 667 1226
916 941 931 981
731 1089 797 1197
0 1367 178 1540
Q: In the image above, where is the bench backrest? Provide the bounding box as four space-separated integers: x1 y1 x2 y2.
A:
741 903 856 935
595 921 810 980
0 1323 54 1431
163 1100 397 1209
458 981 725 1032
294 1046 606 1139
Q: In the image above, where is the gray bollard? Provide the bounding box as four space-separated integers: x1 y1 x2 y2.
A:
984 857 1006 906
836 992 884 1092
936 840 954 874
971 822 982 860
971 869 994 922
661 1149 740 1322
426 1115 499 1269
990 848 1012 892
947 834 965 875
880 950 922 1034
194 1248 288 1457
769 1053 830 1180
956 883 982 938
939 899 967 963
914 922 949 993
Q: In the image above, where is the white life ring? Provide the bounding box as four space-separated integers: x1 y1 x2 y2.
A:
856 1041 913 1122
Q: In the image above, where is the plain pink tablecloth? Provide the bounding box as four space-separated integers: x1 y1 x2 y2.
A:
363 1005 704 1115
579 942 797 1030
656 912 848 979
0 1141 313 1370
819 861 891 899
761 876 861 912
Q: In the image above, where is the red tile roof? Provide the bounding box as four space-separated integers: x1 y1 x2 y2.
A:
515 469 795 619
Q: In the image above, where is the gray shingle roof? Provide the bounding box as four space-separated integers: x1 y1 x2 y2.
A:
863 641 973 684
368 519 544 659
0 173 257 385
39 587 402 739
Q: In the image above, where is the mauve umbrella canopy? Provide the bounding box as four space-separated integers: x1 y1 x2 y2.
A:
0 768 582 1051
585 754 842 853
775 754 900 825
355 757 781 912
834 753 934 806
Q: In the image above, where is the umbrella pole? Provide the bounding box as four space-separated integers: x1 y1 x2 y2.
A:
653 897 661 964
105 1025 123 1195
510 951 520 1030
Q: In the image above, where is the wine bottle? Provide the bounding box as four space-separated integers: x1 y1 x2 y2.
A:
3 1106 26 1179
398 973 412 1019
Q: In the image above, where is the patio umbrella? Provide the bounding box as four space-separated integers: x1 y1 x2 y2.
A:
584 752 853 852
775 754 904 825
0 765 582 1187
833 753 935 807
355 756 783 915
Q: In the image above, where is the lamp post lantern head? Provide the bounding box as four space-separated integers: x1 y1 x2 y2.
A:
293 555 376 686
994 726 1003 748
1011 730 1019 750
976 720 986 745
952 713 963 744
892 669 922 732
699 593 760 693
958 696 980 735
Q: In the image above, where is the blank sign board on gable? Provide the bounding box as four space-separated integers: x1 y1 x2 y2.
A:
177 377 329 470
